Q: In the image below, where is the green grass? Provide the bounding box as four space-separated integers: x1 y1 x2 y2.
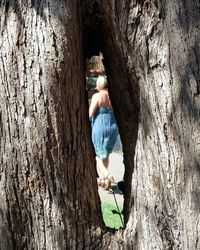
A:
101 202 124 229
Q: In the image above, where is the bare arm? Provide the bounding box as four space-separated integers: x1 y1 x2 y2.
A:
89 94 99 118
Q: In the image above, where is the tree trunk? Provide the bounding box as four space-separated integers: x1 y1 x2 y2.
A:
0 0 200 249
0 1 103 249
97 0 200 249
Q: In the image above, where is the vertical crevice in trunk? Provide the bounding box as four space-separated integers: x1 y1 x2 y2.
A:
103 55 140 224
2 0 199 248
82 0 140 225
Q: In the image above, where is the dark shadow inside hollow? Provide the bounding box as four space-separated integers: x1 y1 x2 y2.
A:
85 53 125 229
82 0 140 225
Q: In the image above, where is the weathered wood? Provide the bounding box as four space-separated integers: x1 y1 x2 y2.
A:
0 1 103 249
97 0 200 249
0 0 200 249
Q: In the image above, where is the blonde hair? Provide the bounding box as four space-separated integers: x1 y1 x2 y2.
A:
96 76 108 91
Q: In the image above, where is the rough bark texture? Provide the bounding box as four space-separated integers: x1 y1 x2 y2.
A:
0 1 103 249
97 0 200 249
0 0 200 249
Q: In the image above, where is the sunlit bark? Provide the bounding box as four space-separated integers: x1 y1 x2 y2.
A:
98 0 200 249
0 1 102 249
0 0 199 249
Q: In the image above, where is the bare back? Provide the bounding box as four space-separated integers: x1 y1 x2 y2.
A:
97 89 112 108
89 89 112 118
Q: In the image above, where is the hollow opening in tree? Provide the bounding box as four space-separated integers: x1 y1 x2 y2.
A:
83 0 140 227
85 53 125 229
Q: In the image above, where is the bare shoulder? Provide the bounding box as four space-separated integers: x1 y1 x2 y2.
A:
91 92 101 101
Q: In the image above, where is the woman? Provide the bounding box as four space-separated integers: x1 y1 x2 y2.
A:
89 76 118 189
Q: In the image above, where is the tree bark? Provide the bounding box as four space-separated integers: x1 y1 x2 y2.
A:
97 0 200 249
0 1 103 249
0 0 200 249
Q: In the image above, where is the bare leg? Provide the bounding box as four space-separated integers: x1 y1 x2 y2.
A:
96 159 107 188
96 156 114 189
96 157 109 178
102 158 109 169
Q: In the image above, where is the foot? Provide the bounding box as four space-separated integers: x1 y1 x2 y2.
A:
97 178 106 188
106 174 114 184
104 178 111 190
